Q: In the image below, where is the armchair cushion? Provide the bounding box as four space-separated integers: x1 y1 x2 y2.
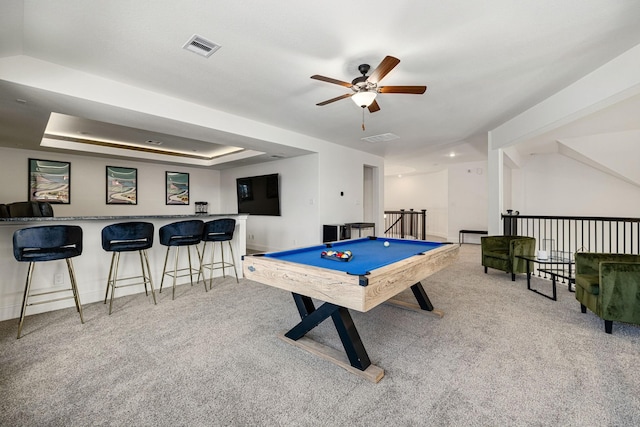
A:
575 252 640 333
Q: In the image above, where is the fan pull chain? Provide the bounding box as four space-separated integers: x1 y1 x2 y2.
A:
362 107 366 131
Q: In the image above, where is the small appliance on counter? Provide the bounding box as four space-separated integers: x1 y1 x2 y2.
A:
195 201 208 214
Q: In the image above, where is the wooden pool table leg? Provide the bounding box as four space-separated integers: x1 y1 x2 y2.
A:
285 293 373 372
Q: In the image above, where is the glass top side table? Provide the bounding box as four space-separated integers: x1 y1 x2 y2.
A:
516 255 575 301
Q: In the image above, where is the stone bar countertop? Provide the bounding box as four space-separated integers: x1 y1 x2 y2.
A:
0 213 245 224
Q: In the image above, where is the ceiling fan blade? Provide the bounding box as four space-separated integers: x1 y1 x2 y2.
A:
367 56 400 84
310 75 353 88
316 93 353 106
378 85 427 94
368 99 381 113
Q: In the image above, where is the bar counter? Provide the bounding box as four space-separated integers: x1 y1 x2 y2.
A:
0 214 248 322
0 213 243 223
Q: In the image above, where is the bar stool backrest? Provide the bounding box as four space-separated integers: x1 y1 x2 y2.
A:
159 220 204 246
203 218 236 242
102 222 154 252
13 225 83 262
6 201 54 218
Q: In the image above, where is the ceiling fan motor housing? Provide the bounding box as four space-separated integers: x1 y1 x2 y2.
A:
352 64 375 91
352 76 374 91
358 64 371 75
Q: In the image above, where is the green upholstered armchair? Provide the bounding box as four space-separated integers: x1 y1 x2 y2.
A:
575 252 640 334
481 236 536 281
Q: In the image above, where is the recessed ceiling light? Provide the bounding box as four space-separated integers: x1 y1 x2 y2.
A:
449 152 456 158
146 140 163 146
15 99 27 104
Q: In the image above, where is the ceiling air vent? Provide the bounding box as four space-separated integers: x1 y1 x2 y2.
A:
182 34 221 58
361 133 400 143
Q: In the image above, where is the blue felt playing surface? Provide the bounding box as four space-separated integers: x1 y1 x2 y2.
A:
264 237 444 275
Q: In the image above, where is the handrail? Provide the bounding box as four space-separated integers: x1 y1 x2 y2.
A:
385 215 403 234
384 209 427 240
503 214 640 256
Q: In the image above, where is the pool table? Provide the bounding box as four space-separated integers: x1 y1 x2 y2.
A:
243 236 459 382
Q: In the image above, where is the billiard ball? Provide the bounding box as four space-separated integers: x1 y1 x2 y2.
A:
384 241 390 247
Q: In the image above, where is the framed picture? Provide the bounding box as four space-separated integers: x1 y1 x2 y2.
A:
106 166 137 205
166 171 189 205
29 158 71 204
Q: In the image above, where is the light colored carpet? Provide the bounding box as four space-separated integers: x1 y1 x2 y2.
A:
1 244 639 426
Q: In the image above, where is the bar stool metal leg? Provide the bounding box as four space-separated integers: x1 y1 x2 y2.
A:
159 246 171 295
226 241 239 284
105 252 117 304
141 250 157 304
17 262 36 339
138 251 149 296
67 259 84 321
172 246 179 299
108 252 121 315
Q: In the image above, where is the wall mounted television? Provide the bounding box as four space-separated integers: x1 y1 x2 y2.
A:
236 173 281 216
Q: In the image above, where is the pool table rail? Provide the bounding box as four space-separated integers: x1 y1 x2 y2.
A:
243 242 459 312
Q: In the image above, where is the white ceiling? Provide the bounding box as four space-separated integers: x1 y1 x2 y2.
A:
1 0 640 174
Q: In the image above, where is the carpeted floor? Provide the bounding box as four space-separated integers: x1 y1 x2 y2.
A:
1 244 639 426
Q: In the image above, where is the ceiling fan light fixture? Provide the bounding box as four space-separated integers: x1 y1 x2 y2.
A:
351 91 377 108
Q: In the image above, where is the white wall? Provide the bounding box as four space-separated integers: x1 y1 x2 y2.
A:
221 147 385 252
0 146 221 215
383 152 640 247
384 169 448 238
514 153 640 216
317 147 384 229
447 161 488 243
503 165 513 212
384 160 489 243
220 154 320 252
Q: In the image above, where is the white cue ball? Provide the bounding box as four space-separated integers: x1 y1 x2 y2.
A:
384 241 390 247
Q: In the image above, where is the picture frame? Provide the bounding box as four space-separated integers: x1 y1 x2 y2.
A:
106 166 137 205
29 158 71 204
166 171 189 205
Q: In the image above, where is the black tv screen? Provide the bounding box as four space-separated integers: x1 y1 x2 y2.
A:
236 173 281 216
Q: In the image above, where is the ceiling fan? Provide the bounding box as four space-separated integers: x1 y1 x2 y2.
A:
311 55 427 114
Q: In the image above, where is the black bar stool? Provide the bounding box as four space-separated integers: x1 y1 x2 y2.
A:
101 222 157 314
199 218 239 289
159 219 205 299
12 225 84 339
